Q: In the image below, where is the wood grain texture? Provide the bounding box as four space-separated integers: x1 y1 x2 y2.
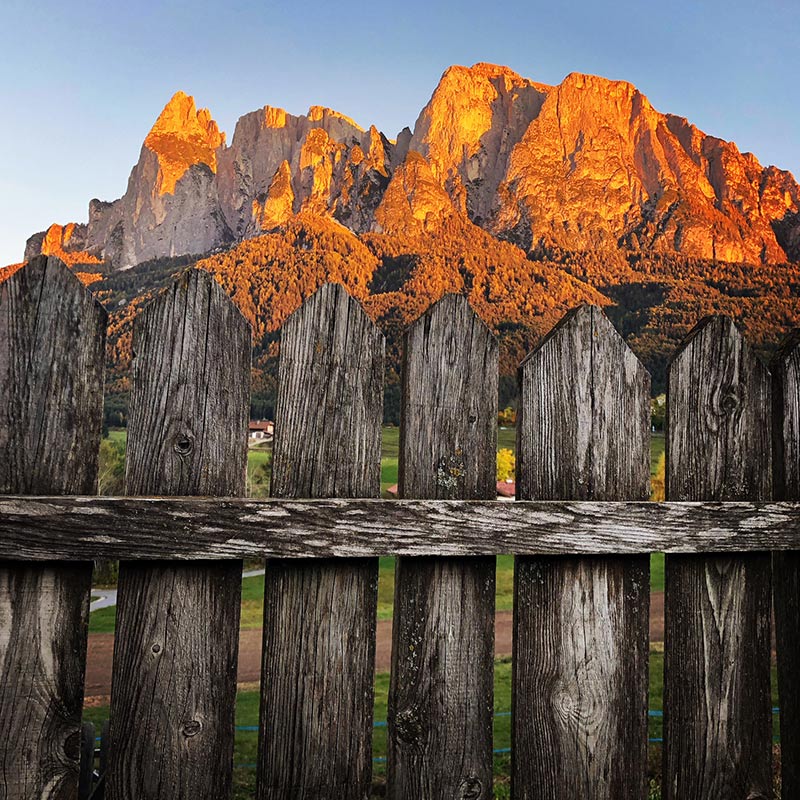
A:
388 293 498 800
257 283 384 800
771 330 800 798
663 315 773 800
107 268 250 800
1 497 800 560
0 255 105 800
513 304 650 800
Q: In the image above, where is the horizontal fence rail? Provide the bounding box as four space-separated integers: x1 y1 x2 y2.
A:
1 498 799 559
2 255 800 799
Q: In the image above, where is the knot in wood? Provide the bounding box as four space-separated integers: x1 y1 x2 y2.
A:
457 776 483 799
394 708 423 744
173 432 195 457
151 643 161 654
182 719 202 738
715 386 742 417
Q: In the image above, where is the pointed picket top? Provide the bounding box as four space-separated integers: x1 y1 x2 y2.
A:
669 314 752 365
400 292 498 500
125 267 251 496
271 281 384 499
278 281 384 371
404 291 497 345
667 314 770 502
0 254 107 494
518 304 650 502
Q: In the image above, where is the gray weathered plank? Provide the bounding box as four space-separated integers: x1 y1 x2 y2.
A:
772 330 800 798
0 255 106 799
387 293 498 800
513 304 650 800
1 497 800 559
663 315 773 799
106 268 250 800
256 282 384 800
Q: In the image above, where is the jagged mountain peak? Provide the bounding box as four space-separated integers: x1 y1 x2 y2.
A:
143 91 225 195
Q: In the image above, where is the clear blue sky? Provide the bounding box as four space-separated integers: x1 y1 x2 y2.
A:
1 0 797 266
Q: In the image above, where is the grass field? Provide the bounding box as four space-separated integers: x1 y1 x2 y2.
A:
81 655 779 799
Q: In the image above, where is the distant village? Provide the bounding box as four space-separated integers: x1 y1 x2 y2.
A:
247 419 274 443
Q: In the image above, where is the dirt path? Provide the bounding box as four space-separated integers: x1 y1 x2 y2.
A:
85 593 665 703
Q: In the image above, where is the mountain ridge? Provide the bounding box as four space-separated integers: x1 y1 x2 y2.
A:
21 62 800 269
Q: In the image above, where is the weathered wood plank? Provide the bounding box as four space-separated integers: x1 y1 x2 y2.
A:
1 497 800 559
107 268 250 800
387 293 497 800
0 255 106 799
772 330 800 798
256 283 384 800
513 305 650 800
663 315 773 799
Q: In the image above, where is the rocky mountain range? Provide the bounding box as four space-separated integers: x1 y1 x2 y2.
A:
23 62 800 269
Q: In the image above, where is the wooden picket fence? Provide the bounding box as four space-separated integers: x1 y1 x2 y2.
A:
1 253 800 800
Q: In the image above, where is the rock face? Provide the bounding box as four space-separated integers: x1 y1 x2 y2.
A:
24 223 101 266
216 105 392 241
494 74 800 261
84 92 230 268
24 64 800 268
409 63 549 224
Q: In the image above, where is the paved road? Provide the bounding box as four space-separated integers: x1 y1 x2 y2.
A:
84 594 666 702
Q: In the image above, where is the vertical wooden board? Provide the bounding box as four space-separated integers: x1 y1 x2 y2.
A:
257 283 384 800
107 268 250 800
0 255 107 494
387 293 497 800
663 315 772 800
0 255 106 799
772 330 800 798
513 305 651 800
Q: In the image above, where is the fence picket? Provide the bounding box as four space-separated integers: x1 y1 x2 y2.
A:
663 315 772 798
387 293 498 800
0 255 106 799
772 330 800 797
512 305 650 799
256 283 384 800
106 268 251 800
